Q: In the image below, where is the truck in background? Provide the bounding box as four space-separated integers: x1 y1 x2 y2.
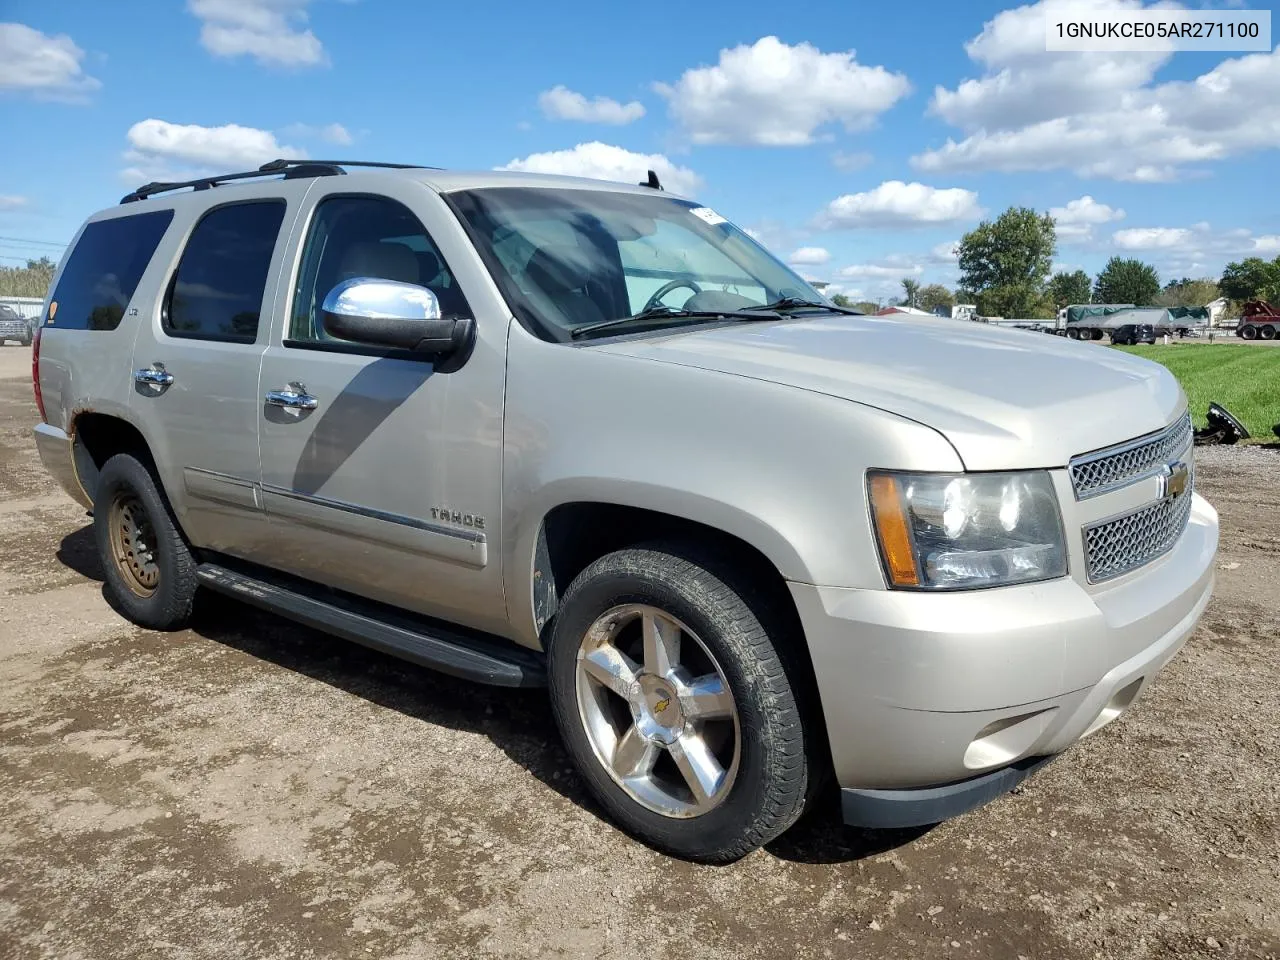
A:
1055 304 1210 340
1236 301 1280 340
0 296 46 346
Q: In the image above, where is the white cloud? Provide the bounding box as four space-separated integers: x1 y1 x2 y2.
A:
1113 227 1193 250
188 0 326 67
538 86 645 125
655 36 910 145
787 247 831 266
913 1 1280 180
1098 222 1280 279
280 121 352 145
929 240 960 263
124 119 304 180
815 180 982 229
497 141 702 195
0 23 100 100
1049 195 1125 242
839 262 925 280
0 195 28 211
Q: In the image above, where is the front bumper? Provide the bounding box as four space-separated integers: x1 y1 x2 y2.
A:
791 492 1218 825
34 423 93 509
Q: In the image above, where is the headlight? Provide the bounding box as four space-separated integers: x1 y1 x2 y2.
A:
867 471 1067 590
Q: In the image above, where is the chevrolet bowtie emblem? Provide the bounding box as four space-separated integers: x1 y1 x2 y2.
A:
1159 460 1189 499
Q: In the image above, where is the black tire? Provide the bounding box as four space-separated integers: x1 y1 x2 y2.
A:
1262 325 1277 340
1242 325 1258 340
547 543 813 862
93 453 198 630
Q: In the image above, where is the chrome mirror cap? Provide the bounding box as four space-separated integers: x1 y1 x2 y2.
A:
321 277 441 322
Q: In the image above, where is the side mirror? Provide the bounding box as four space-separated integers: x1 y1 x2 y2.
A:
320 278 474 358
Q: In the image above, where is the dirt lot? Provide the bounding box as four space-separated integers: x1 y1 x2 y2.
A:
1 346 1277 960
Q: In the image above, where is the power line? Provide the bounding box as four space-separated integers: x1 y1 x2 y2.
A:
0 236 66 248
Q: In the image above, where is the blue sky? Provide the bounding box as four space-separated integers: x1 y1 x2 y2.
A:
2 0 1278 303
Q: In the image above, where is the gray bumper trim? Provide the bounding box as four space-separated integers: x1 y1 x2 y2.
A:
841 755 1055 829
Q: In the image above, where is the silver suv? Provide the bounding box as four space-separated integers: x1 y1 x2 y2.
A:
32 159 1218 862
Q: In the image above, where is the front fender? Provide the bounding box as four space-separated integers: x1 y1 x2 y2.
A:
500 326 964 647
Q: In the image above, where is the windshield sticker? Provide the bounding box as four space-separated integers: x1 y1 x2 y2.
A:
690 207 728 226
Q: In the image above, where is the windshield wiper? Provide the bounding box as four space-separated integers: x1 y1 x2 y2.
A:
750 296 865 316
570 306 779 340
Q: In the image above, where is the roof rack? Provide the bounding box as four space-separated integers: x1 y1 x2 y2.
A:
119 158 435 204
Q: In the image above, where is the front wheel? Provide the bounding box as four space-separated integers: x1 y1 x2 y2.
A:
94 453 198 630
547 544 813 862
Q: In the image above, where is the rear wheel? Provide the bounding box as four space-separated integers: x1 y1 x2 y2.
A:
1242 324 1259 340
94 453 198 630
1262 325 1277 340
1066 328 1080 340
547 544 812 862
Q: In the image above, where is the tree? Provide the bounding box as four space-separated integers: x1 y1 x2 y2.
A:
919 283 954 314
957 207 1056 318
0 256 57 298
1219 257 1280 302
852 300 880 314
1048 270 1092 309
1156 278 1220 309
829 293 854 308
899 278 921 308
1093 257 1160 305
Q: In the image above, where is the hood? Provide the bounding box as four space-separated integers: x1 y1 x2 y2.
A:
594 314 1185 471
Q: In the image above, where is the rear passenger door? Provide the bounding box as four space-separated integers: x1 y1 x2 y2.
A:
128 184 306 560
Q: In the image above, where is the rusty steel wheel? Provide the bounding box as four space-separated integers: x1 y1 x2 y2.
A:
93 453 197 630
108 492 160 597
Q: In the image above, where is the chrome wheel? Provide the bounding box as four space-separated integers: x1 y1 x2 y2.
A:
575 604 740 818
108 493 159 598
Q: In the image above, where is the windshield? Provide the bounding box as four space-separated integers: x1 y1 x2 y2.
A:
449 187 829 341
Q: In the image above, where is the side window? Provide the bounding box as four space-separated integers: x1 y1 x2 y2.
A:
289 195 469 344
164 201 286 343
47 210 173 331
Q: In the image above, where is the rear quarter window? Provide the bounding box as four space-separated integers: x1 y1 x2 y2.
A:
48 210 174 331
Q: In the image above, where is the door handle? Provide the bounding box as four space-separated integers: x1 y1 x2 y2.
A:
134 363 174 387
265 383 319 410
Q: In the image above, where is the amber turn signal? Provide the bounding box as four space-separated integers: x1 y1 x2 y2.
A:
869 473 920 587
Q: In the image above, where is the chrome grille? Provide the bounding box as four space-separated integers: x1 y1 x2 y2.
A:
1084 485 1194 583
1070 413 1193 500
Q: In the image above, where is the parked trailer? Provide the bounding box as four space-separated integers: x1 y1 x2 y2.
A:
1057 304 1209 340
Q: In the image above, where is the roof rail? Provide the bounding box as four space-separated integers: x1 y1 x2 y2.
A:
119 158 435 204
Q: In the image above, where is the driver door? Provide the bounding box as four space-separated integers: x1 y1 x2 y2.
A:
253 178 509 634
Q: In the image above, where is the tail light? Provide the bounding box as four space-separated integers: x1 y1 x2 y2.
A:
32 324 46 423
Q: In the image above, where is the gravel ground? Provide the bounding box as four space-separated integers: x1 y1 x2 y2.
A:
0 346 1277 960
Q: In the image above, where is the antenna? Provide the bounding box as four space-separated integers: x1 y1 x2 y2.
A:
639 169 663 191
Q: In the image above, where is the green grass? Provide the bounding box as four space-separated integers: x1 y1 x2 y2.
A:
1112 344 1280 440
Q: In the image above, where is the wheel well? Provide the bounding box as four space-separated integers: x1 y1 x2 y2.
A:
71 413 154 500
535 502 807 652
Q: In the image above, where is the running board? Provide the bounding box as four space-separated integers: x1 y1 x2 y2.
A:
195 563 545 688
